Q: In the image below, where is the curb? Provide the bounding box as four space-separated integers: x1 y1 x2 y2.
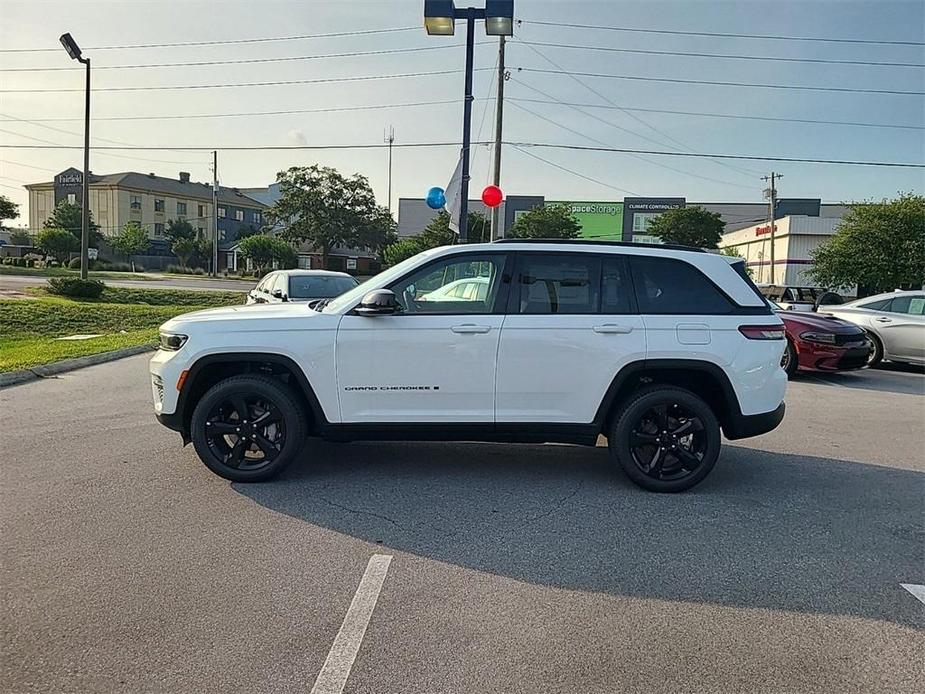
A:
0 344 156 389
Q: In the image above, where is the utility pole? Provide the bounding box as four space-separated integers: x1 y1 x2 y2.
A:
489 36 507 241
457 8 477 243
212 150 219 276
384 126 395 214
762 172 781 285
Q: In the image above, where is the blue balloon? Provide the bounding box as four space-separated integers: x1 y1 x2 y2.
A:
426 186 446 210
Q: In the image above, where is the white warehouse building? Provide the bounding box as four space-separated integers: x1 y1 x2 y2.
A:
719 215 842 288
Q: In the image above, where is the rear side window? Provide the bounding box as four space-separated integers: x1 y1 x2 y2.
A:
601 257 633 314
517 254 600 314
859 298 890 311
630 256 734 315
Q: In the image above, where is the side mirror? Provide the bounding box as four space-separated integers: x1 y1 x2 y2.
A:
355 289 399 316
271 288 284 299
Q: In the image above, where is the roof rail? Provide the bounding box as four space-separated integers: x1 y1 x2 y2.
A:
492 238 706 253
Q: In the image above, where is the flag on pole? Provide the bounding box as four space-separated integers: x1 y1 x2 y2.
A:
445 150 464 235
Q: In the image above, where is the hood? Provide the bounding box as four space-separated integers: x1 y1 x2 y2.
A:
160 301 328 333
776 310 863 333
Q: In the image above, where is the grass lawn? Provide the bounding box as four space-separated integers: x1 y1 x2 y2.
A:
0 288 244 373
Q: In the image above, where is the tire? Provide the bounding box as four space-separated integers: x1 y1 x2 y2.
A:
609 385 721 493
866 332 883 367
781 339 799 378
191 374 307 482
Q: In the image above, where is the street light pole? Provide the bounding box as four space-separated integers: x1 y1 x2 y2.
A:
457 8 476 243
489 35 506 241
60 33 91 280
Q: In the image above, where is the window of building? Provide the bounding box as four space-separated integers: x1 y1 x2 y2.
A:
176 201 187 216
517 254 600 315
67 193 77 205
298 255 312 270
632 213 660 233
601 257 632 314
234 209 244 222
198 204 205 217
217 206 226 218
154 199 165 212
154 223 165 237
198 227 204 235
253 211 262 224
389 254 506 314
130 195 142 210
630 256 734 315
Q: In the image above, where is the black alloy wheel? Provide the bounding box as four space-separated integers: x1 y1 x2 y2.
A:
610 386 721 493
191 375 306 482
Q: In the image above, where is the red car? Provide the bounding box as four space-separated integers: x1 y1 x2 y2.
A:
776 307 872 377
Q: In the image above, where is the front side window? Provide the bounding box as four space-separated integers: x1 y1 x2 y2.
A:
887 295 925 315
516 254 599 314
630 256 734 315
389 254 507 314
601 257 632 314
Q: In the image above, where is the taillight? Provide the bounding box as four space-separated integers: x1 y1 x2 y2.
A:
738 325 786 340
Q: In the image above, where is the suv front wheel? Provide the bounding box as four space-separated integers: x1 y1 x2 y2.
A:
609 385 721 493
190 375 307 482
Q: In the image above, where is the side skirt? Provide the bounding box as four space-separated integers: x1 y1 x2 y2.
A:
319 422 600 446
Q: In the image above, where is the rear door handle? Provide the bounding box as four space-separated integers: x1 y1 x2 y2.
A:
875 317 892 322
451 324 491 334
593 324 633 334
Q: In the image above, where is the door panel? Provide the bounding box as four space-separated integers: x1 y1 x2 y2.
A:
877 296 925 361
495 253 645 423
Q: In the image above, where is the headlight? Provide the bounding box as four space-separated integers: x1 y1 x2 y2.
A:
799 331 836 345
159 332 188 351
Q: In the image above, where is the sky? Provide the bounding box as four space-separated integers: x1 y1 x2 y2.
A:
1 0 923 229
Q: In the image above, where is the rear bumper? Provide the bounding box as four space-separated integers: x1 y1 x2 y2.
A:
724 402 785 440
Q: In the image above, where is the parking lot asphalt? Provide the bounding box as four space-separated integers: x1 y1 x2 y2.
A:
2 357 923 693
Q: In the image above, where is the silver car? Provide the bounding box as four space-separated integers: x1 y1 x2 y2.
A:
246 270 359 305
820 290 925 366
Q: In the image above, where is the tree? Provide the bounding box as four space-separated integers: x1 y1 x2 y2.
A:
719 245 753 277
267 165 393 268
43 200 101 245
237 234 297 272
109 221 150 271
508 204 581 239
646 206 724 249
0 194 19 230
35 227 79 263
9 229 32 246
809 193 925 293
380 211 488 267
165 219 197 268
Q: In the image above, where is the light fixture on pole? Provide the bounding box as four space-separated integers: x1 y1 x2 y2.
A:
424 0 513 243
59 32 91 281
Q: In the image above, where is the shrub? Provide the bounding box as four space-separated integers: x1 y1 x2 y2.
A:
165 264 195 275
67 257 81 269
46 277 105 299
106 262 133 272
192 268 205 275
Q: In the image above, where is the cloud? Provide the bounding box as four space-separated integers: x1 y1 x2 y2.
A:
286 129 308 147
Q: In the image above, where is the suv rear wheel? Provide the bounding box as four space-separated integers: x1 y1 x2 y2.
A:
609 385 721 493
191 375 307 482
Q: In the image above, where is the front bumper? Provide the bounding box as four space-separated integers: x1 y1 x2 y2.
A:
796 339 871 372
723 402 786 440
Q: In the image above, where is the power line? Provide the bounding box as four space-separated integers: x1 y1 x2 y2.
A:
520 19 925 47
0 68 486 93
0 26 422 53
507 97 925 131
2 139 921 167
0 43 487 72
507 98 757 191
0 99 476 123
514 67 925 96
514 40 925 68
0 159 58 172
511 145 640 196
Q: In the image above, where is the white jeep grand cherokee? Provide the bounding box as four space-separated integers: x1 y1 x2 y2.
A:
151 240 787 492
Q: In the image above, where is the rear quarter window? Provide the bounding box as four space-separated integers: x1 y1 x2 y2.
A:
629 256 734 315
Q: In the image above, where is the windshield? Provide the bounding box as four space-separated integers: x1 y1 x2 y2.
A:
288 275 358 299
323 247 447 313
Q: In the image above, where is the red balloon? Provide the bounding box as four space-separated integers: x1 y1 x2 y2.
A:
481 185 503 208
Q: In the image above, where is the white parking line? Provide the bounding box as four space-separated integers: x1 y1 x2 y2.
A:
900 583 925 605
310 554 393 694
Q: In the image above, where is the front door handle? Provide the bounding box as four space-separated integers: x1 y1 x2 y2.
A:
451 324 491 334
875 317 892 322
593 324 633 334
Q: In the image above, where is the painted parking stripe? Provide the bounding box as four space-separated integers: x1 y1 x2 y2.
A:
310 554 393 694
900 583 925 605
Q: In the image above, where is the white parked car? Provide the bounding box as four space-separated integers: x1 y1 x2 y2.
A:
151 240 787 493
819 290 925 366
245 270 358 305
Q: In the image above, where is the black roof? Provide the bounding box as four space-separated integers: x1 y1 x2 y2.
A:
492 238 706 253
